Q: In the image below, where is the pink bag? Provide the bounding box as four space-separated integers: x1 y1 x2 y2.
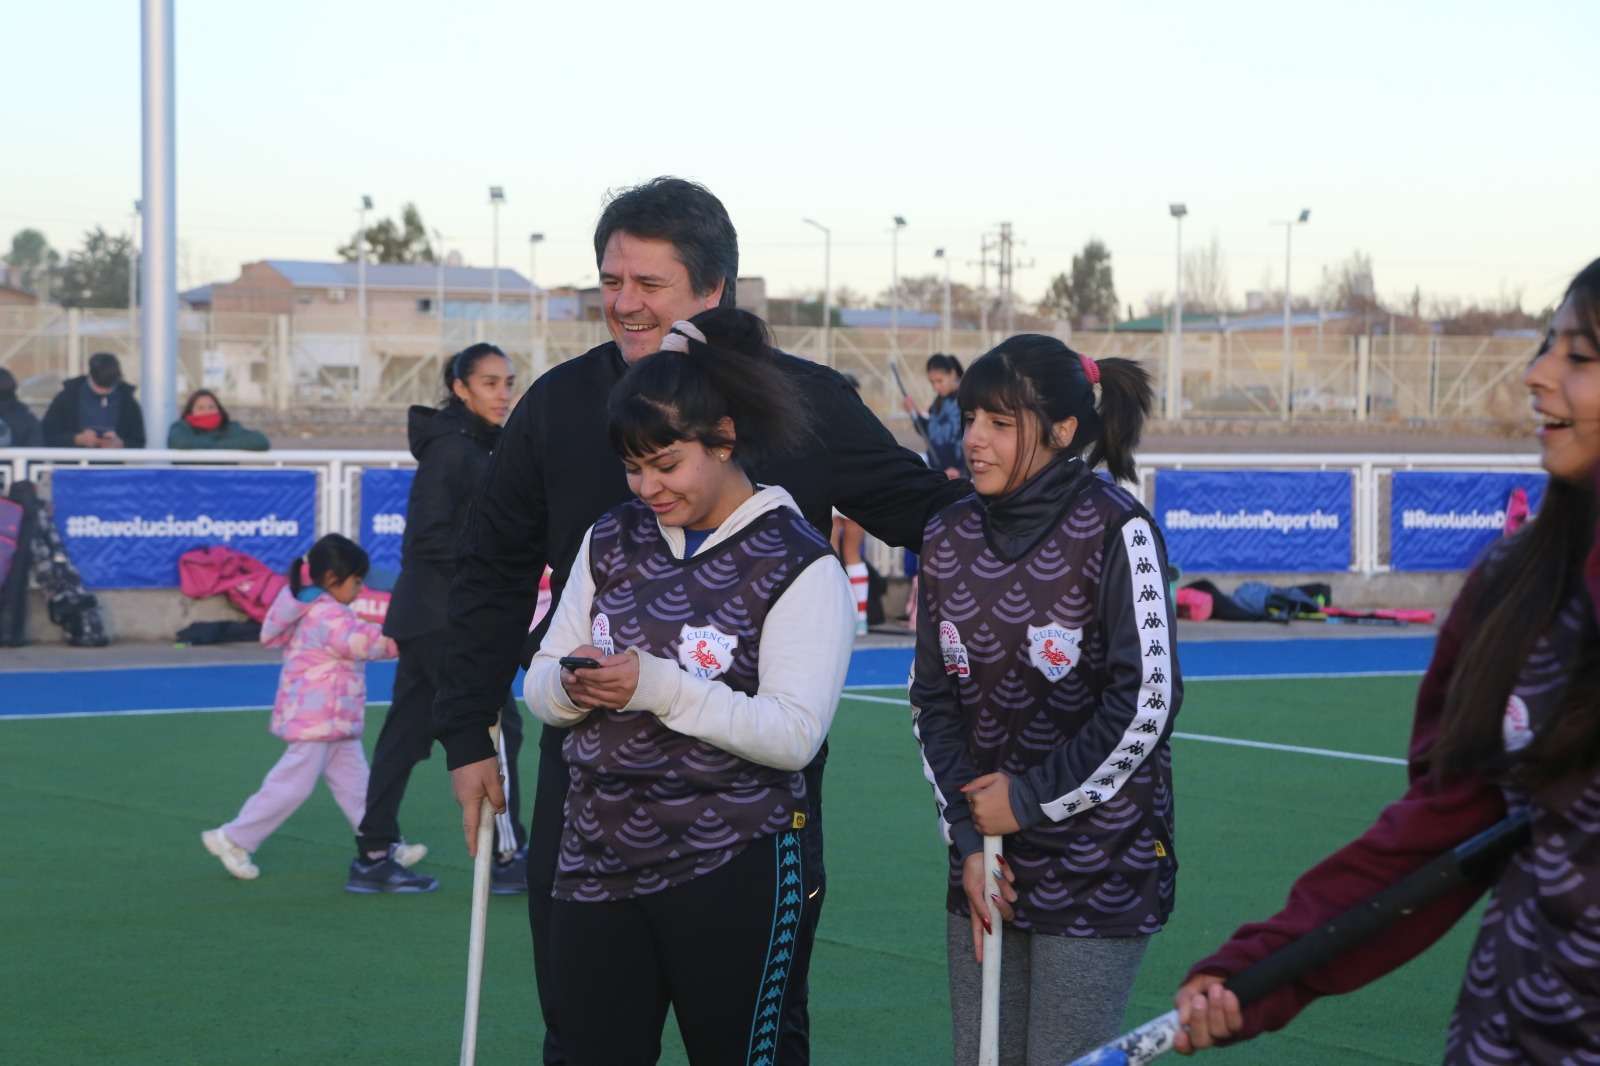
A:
1176 586 1213 622
179 546 288 623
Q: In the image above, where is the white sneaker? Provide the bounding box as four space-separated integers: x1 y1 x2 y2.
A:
202 827 260 880
393 841 428 868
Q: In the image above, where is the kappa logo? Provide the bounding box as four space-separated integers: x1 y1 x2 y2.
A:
939 620 970 679
678 623 737 680
1027 623 1083 682
591 613 616 655
1503 694 1533 753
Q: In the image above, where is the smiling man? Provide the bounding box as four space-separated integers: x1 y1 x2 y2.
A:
436 177 969 1064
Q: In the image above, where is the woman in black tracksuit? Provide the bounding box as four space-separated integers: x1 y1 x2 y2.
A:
346 343 527 894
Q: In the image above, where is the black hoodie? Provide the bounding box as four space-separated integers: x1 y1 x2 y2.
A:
383 403 501 641
0 397 42 447
42 376 146 448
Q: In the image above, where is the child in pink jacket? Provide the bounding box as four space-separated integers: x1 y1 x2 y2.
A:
202 534 397 880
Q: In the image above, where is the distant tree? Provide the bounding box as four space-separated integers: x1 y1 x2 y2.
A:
1320 250 1381 313
338 203 436 264
831 284 868 309
53 227 133 308
4 228 61 294
1039 239 1118 327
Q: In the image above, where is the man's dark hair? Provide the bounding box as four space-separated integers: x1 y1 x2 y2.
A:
593 177 738 308
88 352 122 389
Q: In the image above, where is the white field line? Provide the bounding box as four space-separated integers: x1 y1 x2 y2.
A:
840 690 1408 767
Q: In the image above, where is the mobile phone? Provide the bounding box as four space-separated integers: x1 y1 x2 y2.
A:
559 655 601 672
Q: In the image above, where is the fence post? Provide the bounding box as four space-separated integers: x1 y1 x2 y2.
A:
67 308 82 378
274 314 292 412
1355 335 1370 422
1428 336 1441 418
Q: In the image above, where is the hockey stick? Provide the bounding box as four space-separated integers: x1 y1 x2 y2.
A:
1064 809 1532 1066
460 721 502 1066
979 834 1004 1065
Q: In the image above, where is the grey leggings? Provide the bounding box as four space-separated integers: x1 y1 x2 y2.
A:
947 914 1149 1066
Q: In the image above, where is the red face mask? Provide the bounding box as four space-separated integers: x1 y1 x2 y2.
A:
185 411 223 431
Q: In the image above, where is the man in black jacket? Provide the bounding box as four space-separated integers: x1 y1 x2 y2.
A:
440 177 969 1064
42 353 146 449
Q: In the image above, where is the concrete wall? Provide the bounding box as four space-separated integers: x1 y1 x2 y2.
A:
24 588 251 645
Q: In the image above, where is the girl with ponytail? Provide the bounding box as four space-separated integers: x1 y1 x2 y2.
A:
910 334 1178 1062
522 307 856 1063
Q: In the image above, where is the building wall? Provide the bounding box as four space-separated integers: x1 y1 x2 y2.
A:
212 262 295 314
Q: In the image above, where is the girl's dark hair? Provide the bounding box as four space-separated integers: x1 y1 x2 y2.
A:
181 388 230 428
0 367 17 402
607 307 810 464
1432 258 1600 791
926 353 964 378
286 533 370 596
442 343 508 407
593 177 739 308
957 334 1152 487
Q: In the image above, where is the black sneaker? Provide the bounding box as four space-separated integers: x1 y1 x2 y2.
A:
491 849 528 896
345 848 440 894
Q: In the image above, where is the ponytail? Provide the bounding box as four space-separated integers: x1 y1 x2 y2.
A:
958 334 1152 486
286 554 307 596
1085 357 1152 484
607 307 812 464
288 534 370 597
926 353 964 378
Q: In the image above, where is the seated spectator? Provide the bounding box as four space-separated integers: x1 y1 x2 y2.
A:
0 368 43 447
42 352 146 449
168 389 270 451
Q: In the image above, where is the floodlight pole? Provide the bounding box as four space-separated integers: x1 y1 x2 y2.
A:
890 215 907 355
489 186 505 318
139 0 177 449
1273 208 1310 421
803 218 831 365
1168 203 1187 420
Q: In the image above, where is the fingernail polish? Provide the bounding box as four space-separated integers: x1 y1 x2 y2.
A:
995 855 1008 868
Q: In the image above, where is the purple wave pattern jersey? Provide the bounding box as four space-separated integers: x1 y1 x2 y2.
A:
1447 591 1600 1065
553 499 834 902
918 482 1179 938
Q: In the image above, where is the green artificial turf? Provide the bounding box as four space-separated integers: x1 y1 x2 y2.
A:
1 676 1478 1064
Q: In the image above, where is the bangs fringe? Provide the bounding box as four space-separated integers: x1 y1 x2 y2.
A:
607 393 686 459
957 351 1035 417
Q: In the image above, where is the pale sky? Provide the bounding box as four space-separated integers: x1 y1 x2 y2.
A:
5 0 1597 313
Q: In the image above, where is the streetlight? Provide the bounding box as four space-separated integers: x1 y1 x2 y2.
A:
802 218 831 365
529 231 546 377
489 185 506 318
357 194 372 402
1272 208 1311 420
933 248 951 352
1168 203 1188 420
431 227 446 324
889 215 907 352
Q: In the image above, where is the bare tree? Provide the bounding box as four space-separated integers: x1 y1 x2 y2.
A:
1182 232 1230 313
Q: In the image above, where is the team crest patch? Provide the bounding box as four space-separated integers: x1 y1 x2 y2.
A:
678 624 737 680
591 613 616 656
939 621 970 679
1027 623 1083 682
1503 694 1533 753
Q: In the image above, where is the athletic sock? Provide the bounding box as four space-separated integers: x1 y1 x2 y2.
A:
846 562 869 635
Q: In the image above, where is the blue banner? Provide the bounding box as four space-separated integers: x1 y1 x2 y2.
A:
1390 470 1546 571
1155 470 1352 572
359 468 414 573
52 468 316 589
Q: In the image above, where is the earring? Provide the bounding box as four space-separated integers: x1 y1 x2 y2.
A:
719 451 730 462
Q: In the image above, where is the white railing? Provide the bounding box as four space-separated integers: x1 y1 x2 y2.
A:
3 447 1543 577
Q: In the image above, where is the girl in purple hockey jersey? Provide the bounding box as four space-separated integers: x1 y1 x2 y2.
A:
911 335 1180 1065
523 310 855 1065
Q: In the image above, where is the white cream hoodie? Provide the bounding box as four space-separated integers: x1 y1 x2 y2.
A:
524 485 855 772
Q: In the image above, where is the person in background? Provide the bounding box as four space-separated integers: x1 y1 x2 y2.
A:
201 534 398 882
167 389 270 450
42 352 146 449
0 368 43 447
904 352 967 479
348 343 525 895
912 335 1175 1064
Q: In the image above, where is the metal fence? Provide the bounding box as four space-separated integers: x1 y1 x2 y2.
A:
0 306 1538 424
2 448 1541 579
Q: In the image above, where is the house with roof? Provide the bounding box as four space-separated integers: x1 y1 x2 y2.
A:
205 259 537 321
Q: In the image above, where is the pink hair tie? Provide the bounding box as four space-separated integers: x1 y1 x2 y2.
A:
1079 353 1101 386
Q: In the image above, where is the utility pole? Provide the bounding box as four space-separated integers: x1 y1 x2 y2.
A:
992 222 1033 337
970 232 1001 344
